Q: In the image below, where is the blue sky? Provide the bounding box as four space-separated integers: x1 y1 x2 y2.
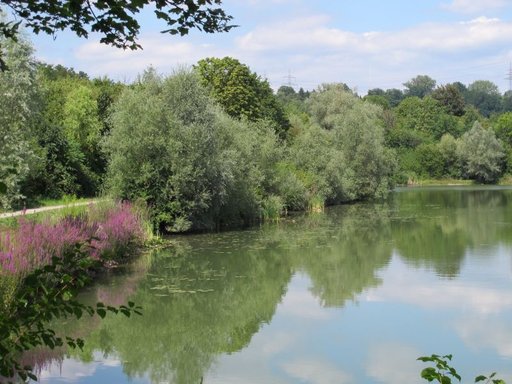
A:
19 0 512 93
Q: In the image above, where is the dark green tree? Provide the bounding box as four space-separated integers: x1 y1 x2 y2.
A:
432 84 466 116
502 90 512 112
196 57 290 137
465 80 502 117
393 96 459 141
367 88 385 96
384 88 405 107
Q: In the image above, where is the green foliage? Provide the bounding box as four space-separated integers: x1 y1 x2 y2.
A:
418 354 506 384
432 84 466 117
24 65 125 199
403 75 436 98
415 143 444 178
418 354 462 383
303 84 396 203
0 22 39 209
465 80 502 117
457 122 505 183
0 1 234 55
394 96 459 141
105 68 277 231
261 195 285 220
0 245 141 382
195 57 290 137
385 88 405 107
437 133 460 178
494 112 512 146
364 94 390 109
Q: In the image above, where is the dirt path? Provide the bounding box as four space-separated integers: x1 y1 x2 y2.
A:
0 200 98 219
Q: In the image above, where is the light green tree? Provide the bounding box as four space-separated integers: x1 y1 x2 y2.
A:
457 122 505 183
304 84 396 202
0 20 39 209
105 68 281 232
62 85 102 153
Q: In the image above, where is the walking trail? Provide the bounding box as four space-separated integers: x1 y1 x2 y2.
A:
0 200 98 220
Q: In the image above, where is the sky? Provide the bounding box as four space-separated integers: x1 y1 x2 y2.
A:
14 0 512 94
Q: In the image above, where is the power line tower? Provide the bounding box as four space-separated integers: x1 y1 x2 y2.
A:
283 69 297 89
506 62 512 91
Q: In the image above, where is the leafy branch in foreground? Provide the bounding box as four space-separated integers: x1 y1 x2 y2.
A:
0 243 142 382
418 354 506 384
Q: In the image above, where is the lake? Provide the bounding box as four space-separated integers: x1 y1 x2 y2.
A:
34 186 512 383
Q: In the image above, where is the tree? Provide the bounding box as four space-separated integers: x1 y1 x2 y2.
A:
465 80 502 117
457 121 505 183
384 88 404 107
105 68 281 232
0 20 39 209
432 83 465 116
306 84 396 201
196 57 290 137
367 88 385 96
393 96 459 141
403 75 436 98
494 112 512 146
0 1 234 70
502 90 512 112
31 68 107 197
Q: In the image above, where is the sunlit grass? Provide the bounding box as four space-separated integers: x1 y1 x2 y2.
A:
412 178 475 186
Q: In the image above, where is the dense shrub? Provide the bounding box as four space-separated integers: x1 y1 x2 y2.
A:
457 122 505 183
105 69 282 232
106 75 396 230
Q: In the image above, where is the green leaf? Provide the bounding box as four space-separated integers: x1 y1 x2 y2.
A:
421 367 437 379
96 308 107 318
475 375 487 382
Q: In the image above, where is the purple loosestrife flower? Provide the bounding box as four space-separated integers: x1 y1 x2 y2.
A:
0 202 146 277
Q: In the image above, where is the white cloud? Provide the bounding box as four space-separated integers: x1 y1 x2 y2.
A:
278 282 334 320
364 254 512 315
456 317 512 358
73 34 232 79
281 359 353 384
366 343 423 384
442 0 509 14
55 10 512 92
261 331 296 355
236 15 512 55
39 353 123 383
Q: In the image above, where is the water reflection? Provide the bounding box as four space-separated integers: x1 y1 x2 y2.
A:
35 187 512 383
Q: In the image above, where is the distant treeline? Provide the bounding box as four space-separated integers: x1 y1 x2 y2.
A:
2 31 511 231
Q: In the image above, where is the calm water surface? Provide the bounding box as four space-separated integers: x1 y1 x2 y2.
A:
35 187 512 383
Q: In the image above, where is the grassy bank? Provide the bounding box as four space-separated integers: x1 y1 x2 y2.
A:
406 178 475 186
0 200 151 310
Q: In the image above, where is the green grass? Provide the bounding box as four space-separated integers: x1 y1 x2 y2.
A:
36 195 95 208
0 198 102 228
498 174 512 185
413 179 475 186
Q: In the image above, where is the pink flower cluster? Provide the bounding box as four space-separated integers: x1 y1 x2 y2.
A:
0 202 146 276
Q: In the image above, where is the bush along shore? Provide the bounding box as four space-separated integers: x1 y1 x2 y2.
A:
0 201 149 382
